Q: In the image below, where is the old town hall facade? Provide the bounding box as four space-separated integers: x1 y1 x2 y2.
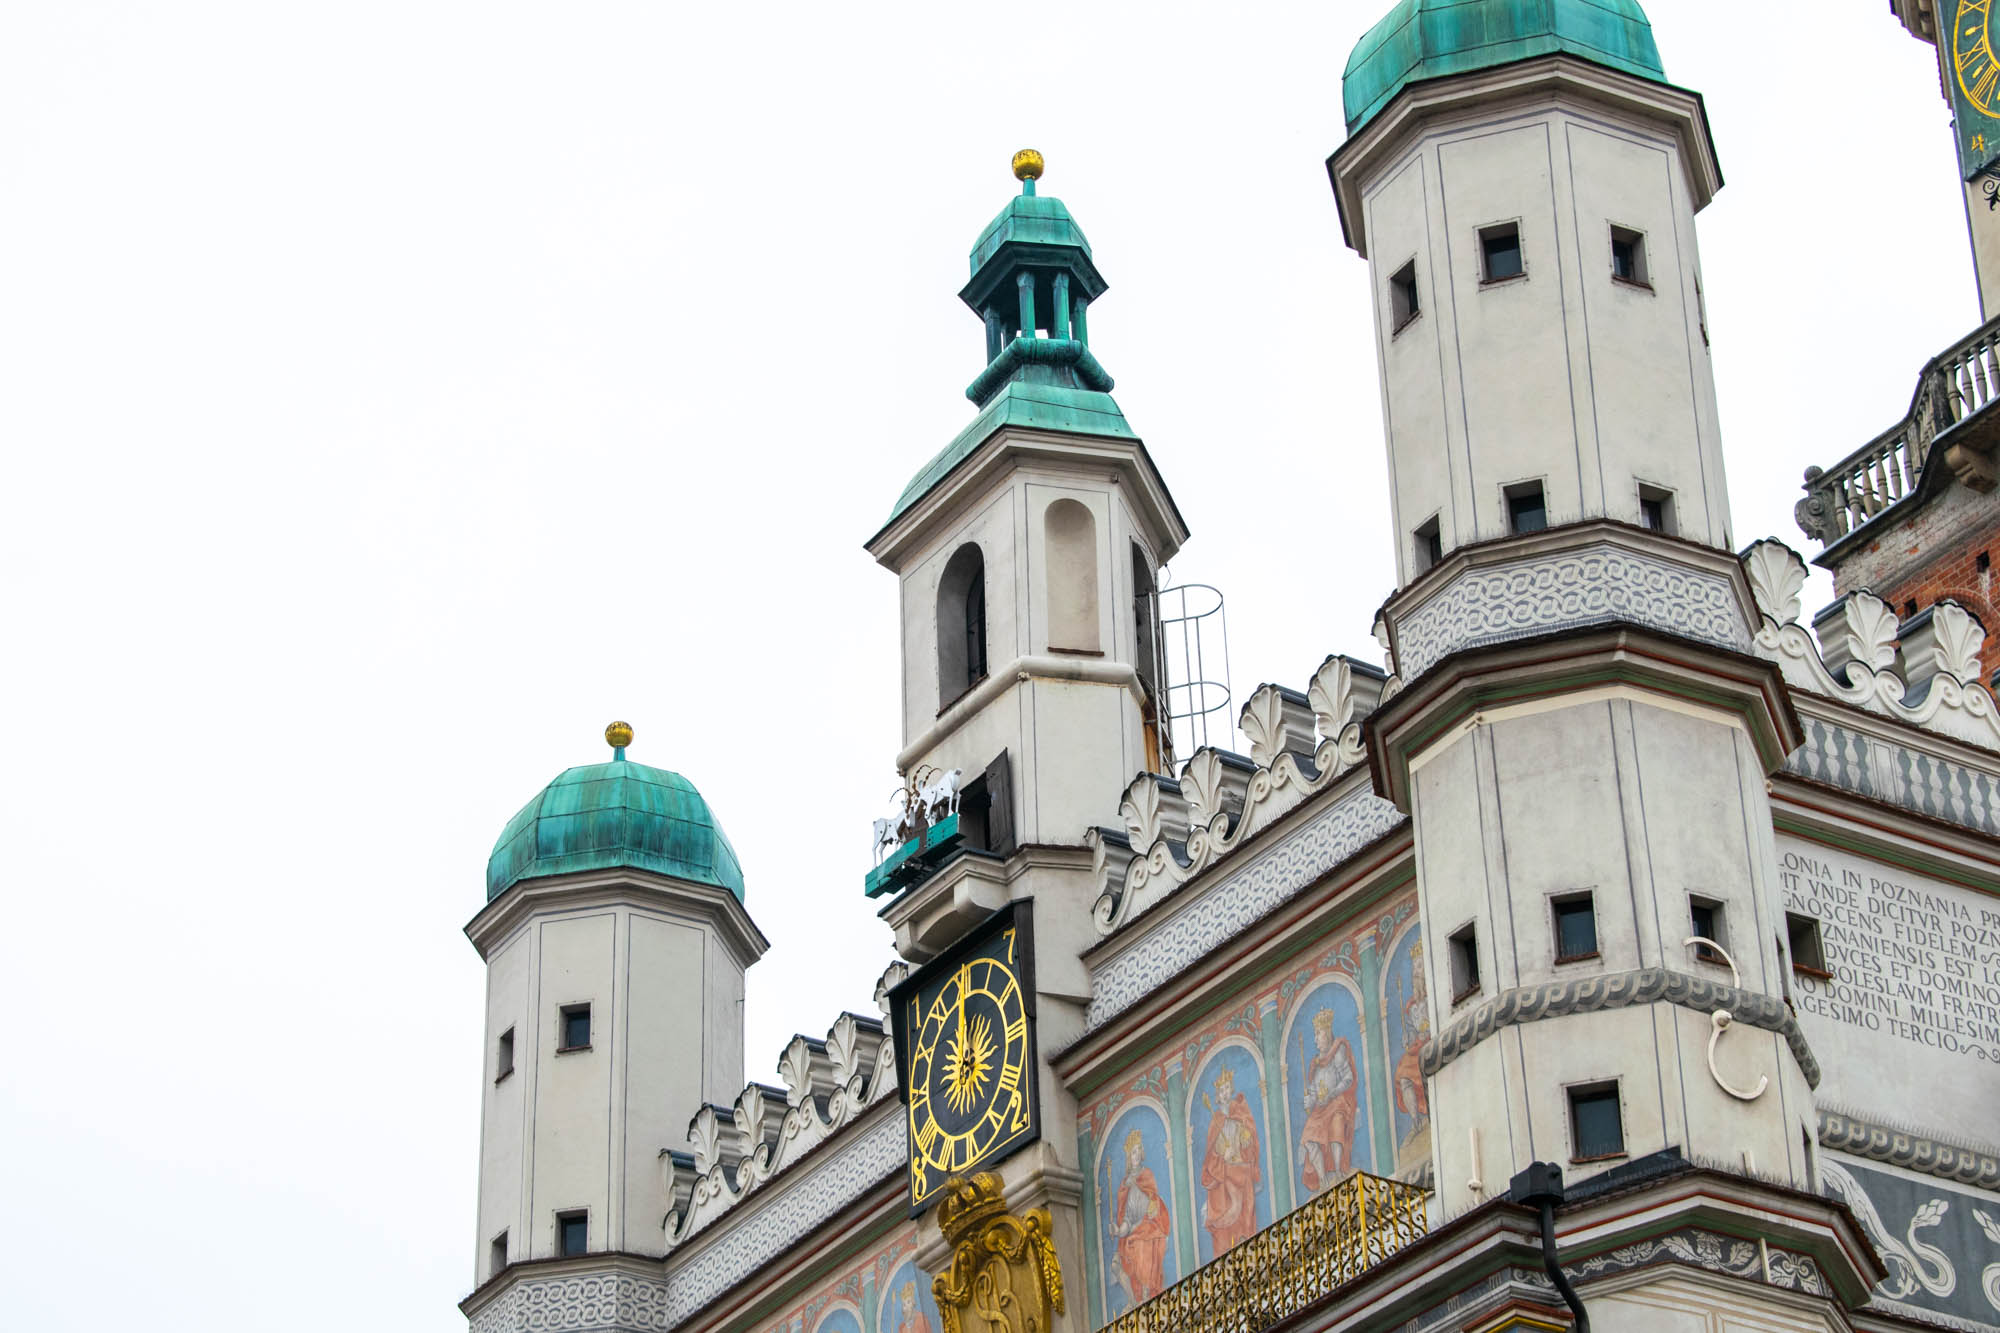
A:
461 3 2000 1331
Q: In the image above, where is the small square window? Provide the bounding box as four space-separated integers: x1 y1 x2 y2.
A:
1905 599 1919 618
1638 484 1675 535
1568 1082 1625 1161
1480 223 1524 282
557 1210 588 1257
1689 896 1725 964
1506 482 1547 535
1787 912 1829 976
1415 515 1444 572
1610 226 1648 285
559 1004 592 1052
1553 893 1598 962
1448 922 1480 1002
1390 261 1420 331
496 1027 516 1082
1977 551 1991 573
490 1231 509 1277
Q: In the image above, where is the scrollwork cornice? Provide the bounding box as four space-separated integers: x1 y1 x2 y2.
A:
1422 967 1821 1088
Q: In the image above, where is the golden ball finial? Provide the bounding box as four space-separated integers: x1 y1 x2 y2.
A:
605 720 634 751
1011 149 1044 182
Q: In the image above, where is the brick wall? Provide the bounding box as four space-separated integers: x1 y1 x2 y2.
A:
1828 482 2000 684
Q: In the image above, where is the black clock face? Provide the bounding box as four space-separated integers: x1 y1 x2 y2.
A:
893 902 1040 1211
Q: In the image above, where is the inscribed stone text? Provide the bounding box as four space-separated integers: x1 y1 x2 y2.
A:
1780 848 2000 1062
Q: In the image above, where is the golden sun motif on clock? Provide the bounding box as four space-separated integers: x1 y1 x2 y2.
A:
903 925 1035 1207
1956 0 2000 117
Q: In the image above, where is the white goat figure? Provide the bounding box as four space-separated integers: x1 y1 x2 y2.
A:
916 767 964 827
871 786 913 864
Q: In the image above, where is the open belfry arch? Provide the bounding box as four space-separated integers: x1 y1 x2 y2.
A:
460 7 2000 1333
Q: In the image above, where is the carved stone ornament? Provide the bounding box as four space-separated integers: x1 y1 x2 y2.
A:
931 1173 1065 1333
1091 654 1389 934
1743 537 2000 749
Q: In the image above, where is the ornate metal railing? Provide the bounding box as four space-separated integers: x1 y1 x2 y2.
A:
1797 313 2000 545
1100 1171 1427 1333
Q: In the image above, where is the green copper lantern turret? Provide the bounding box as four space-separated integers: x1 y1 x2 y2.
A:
881 153 1136 528
959 149 1113 408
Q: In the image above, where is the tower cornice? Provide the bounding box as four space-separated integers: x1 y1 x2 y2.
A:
464 866 770 971
1328 53 1722 257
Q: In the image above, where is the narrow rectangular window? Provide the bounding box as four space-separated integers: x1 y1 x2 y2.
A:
1638 484 1676 535
1568 1082 1625 1160
1506 482 1547 534
559 1003 592 1052
1689 896 1725 964
496 1027 515 1081
1479 223 1523 282
1553 893 1598 962
1390 260 1420 331
1787 912 1829 976
490 1231 509 1277
557 1210 588 1257
1414 515 1443 572
1611 225 1649 285
1448 922 1480 1002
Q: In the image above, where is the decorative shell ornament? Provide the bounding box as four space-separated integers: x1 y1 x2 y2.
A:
1011 148 1044 182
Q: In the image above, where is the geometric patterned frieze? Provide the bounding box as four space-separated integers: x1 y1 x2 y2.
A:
1422 967 1821 1088
661 1109 905 1327
468 1268 669 1333
1784 713 2000 838
1083 784 1407 1031
1393 543 1750 681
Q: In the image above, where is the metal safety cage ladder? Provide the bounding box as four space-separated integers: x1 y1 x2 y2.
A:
1141 582 1233 772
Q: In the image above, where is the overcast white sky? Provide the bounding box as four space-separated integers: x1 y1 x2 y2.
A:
0 2 1977 1328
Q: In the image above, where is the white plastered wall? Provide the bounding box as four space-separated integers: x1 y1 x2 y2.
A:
1363 95 1730 583
1413 694 1815 1216
474 897 746 1278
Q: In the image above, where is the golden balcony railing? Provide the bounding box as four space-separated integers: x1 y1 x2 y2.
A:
1101 1170 1428 1333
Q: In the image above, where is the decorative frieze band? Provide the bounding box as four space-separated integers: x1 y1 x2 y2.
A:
661 1108 906 1327
1817 1108 2000 1189
1422 967 1821 1088
1392 541 1750 681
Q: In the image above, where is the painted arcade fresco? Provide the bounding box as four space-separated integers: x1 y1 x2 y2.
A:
1077 893 1430 1324
757 1232 944 1333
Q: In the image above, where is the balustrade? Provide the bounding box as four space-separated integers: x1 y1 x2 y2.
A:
1797 313 2000 544
1100 1171 1427 1333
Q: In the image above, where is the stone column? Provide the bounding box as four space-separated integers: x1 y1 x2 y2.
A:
1358 938 1396 1173
1052 273 1071 339
1016 272 1036 340
1257 997 1294 1216
1163 1055 1198 1276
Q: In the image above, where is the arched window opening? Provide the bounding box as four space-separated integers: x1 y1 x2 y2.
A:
1044 499 1100 653
1133 544 1161 698
937 543 987 706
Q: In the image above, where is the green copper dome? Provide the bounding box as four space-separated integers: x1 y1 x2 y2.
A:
1343 0 1665 134
486 756 744 902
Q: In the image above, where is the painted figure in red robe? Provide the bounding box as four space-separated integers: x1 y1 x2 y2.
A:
1110 1128 1170 1304
1297 1007 1359 1192
1198 1064 1262 1255
893 1280 934 1333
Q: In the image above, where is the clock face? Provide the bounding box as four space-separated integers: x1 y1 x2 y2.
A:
894 902 1039 1211
1956 0 2000 117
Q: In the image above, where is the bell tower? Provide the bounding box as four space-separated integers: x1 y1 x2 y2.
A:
865 152 1188 863
1331 0 1818 1220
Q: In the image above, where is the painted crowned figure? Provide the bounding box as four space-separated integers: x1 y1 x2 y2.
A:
1297 1007 1359 1192
1198 1065 1262 1254
894 1280 934 1333
1110 1129 1171 1304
